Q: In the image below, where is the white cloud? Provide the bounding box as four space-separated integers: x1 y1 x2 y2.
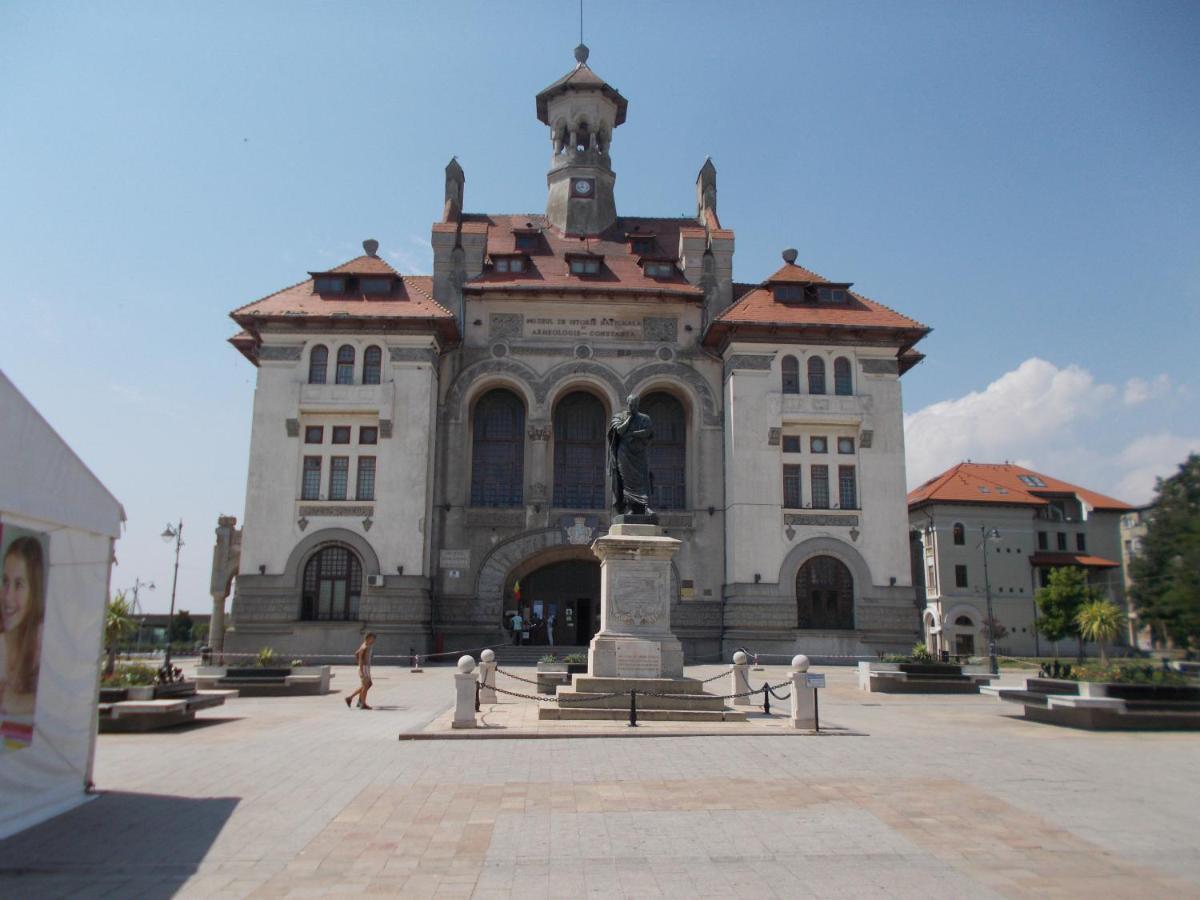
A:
904 358 1192 504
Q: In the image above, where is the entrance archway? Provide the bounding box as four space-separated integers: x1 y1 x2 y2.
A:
505 555 600 648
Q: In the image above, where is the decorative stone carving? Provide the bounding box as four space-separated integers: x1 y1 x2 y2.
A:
642 316 678 343
656 347 674 361
491 343 509 358
723 354 773 378
380 420 393 438
443 358 540 420
489 313 524 339
768 427 781 446
297 517 309 531
533 359 625 406
526 420 551 441
860 358 899 375
298 505 375 517
565 516 594 545
259 345 304 362
860 429 874 448
285 418 300 437
574 344 592 359
362 517 373 531
784 513 860 527
610 565 667 625
389 347 436 364
623 361 722 427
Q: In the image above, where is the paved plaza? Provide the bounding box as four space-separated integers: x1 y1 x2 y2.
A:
1 662 1198 898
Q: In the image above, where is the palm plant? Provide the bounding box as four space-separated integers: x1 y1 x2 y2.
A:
104 592 136 676
1075 599 1126 665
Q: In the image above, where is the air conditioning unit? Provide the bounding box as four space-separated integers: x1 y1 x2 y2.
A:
367 575 385 588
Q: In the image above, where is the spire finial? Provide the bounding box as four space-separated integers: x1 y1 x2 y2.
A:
574 43 589 65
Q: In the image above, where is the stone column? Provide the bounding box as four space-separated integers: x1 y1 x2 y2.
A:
477 648 497 704
210 593 227 657
453 655 478 729
790 654 816 729
731 650 752 706
588 523 684 678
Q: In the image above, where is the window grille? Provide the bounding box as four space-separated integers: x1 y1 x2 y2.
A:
470 389 525 507
553 392 605 509
808 356 826 395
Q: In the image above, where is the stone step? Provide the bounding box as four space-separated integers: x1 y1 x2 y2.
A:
554 690 728 711
571 676 709 695
540 707 748 722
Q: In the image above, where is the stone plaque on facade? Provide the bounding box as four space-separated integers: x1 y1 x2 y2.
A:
615 639 662 678
439 549 470 569
610 563 666 626
524 315 642 340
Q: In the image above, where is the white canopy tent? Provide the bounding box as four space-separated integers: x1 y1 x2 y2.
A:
0 370 124 839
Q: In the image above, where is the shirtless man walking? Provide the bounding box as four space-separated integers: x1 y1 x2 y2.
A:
345 632 376 710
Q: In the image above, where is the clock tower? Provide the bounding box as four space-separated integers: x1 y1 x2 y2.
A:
537 44 627 236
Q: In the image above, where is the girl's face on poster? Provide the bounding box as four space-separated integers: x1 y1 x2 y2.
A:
2 553 31 631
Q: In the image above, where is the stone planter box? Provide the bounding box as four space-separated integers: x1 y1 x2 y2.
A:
858 660 995 694
99 682 196 703
985 678 1200 729
195 665 332 696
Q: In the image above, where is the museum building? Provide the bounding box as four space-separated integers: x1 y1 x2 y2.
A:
222 47 931 662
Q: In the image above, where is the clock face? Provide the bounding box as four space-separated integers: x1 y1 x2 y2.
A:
571 178 595 198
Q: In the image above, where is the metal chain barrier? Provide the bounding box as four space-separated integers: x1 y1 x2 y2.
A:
494 667 542 686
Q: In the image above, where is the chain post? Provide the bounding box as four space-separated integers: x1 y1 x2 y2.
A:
814 686 820 733
475 680 481 712
628 689 638 727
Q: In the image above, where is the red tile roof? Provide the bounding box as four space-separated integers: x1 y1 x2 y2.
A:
1028 552 1121 569
907 463 1133 512
318 256 398 276
462 214 706 299
763 261 831 284
536 64 628 126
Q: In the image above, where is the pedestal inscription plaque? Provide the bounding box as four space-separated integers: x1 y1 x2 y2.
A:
614 639 662 678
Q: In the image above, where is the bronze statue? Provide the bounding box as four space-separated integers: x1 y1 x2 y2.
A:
608 393 654 517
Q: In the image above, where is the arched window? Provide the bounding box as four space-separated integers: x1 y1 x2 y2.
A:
808 356 826 395
553 391 606 509
335 345 355 385
796 555 854 629
954 615 975 627
300 544 362 621
308 345 328 385
363 346 382 385
781 355 800 394
470 389 525 508
953 523 965 545
575 120 590 152
643 392 686 510
834 357 852 395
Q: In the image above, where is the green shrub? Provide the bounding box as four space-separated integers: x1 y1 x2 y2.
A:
539 653 559 664
910 643 935 663
1070 663 1190 686
100 663 158 687
290 659 305 668
256 646 278 667
563 653 587 664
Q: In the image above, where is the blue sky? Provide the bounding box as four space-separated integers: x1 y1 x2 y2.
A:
2 1 1197 613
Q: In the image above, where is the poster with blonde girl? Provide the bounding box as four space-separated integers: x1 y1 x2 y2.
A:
1 527 47 751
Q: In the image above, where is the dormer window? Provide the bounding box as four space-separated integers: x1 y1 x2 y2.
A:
1018 474 1047 487
774 284 804 302
315 276 346 294
818 287 848 303
629 237 656 256
515 233 540 251
360 277 393 296
567 254 602 275
643 261 675 278
493 256 527 273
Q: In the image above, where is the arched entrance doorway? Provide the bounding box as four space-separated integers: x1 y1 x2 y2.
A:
505 556 600 647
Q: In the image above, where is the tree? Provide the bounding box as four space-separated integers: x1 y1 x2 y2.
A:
1131 453 1200 650
104 592 136 676
1035 567 1100 658
169 609 194 645
1076 599 1126 665
981 616 1008 643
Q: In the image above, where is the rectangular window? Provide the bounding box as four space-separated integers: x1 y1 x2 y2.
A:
838 465 857 509
302 456 322 500
811 465 830 509
332 426 351 444
926 563 937 594
783 464 802 509
304 426 323 444
360 426 378 445
774 285 803 302
1037 531 1048 550
630 237 655 256
810 436 828 454
569 257 601 275
644 262 674 277
955 564 968 588
782 435 801 453
360 277 392 295
356 456 376 501
329 457 349 500
1057 532 1067 551
314 276 345 293
1076 532 1086 552
515 233 539 251
837 436 855 454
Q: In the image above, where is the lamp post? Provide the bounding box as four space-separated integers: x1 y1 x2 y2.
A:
128 577 155 615
979 526 1001 675
161 521 184 675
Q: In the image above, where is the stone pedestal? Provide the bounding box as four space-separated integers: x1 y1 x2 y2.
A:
587 522 684 679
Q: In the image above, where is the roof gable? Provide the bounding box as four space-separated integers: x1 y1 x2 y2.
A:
907 462 1133 512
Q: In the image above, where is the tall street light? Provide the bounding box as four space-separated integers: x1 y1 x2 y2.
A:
161 521 184 675
979 526 1001 675
128 577 155 658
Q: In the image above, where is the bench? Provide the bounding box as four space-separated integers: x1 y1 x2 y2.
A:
98 690 236 733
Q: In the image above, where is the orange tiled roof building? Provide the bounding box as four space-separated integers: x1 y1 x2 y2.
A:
222 46 931 662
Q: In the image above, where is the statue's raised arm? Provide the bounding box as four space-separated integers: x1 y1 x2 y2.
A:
607 393 655 519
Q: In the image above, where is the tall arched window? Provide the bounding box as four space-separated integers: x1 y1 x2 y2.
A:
335 345 356 385
553 391 606 509
834 357 852 395
643 392 686 510
808 357 826 395
301 544 362 621
953 523 965 545
470 389 525 508
796 555 854 629
308 345 328 385
781 355 800 394
363 346 382 385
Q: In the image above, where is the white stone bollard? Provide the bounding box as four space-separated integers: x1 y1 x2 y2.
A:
453 655 478 729
731 650 752 706
790 655 816 729
478 649 497 704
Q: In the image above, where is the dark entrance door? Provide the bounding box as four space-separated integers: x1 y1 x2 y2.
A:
514 559 600 647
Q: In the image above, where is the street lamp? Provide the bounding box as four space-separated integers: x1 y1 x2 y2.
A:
127 577 155 614
161 521 184 675
979 526 1001 675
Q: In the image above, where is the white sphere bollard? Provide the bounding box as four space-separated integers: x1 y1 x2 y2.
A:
453 655 478 728
480 648 495 663
478 648 498 704
791 654 810 672
457 654 476 674
731 650 752 706
790 656 816 729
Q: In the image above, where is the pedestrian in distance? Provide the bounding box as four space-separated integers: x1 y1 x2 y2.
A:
345 632 376 710
510 611 524 646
